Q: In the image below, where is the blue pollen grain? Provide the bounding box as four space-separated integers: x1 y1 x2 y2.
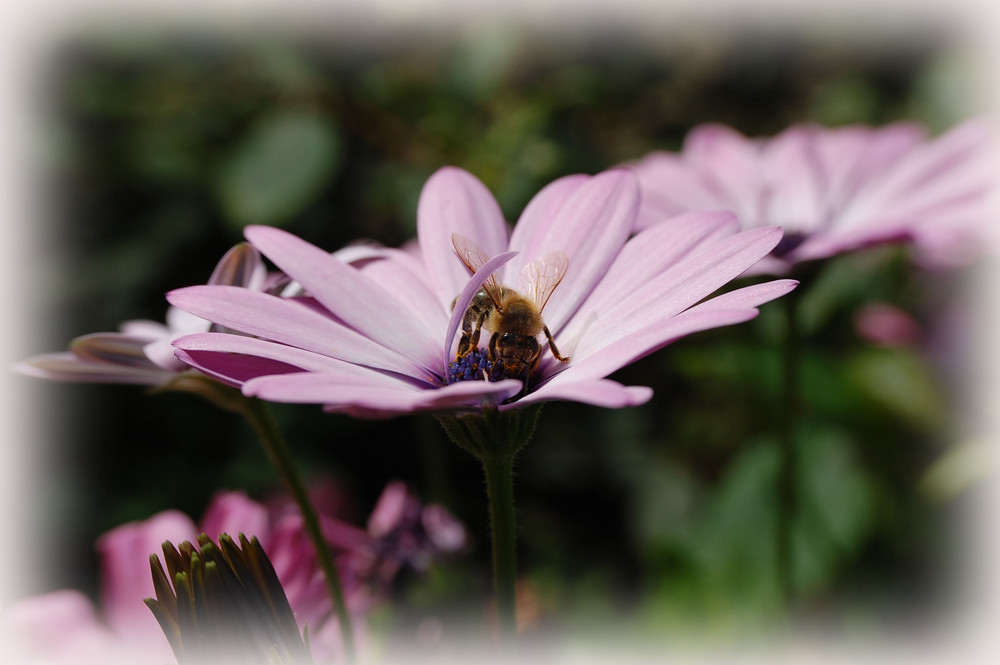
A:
447 349 495 384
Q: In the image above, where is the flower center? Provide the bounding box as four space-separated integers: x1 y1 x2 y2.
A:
447 348 495 384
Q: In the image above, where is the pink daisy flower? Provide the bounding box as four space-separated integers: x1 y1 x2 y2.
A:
167 167 796 418
15 243 268 385
632 119 997 274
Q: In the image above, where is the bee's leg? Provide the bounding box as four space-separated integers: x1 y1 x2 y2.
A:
457 310 488 357
468 311 487 352
543 325 570 362
528 343 543 378
488 332 500 363
456 332 470 357
456 329 476 357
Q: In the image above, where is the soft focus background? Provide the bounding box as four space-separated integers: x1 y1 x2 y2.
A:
9 4 998 658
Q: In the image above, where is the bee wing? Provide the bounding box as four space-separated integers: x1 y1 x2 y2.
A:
451 233 504 310
520 251 569 313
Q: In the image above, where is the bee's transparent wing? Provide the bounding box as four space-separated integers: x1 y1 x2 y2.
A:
521 251 569 313
451 233 504 309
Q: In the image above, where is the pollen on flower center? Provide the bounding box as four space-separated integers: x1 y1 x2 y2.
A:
447 349 494 384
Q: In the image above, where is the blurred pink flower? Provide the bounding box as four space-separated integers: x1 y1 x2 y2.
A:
168 167 796 418
853 302 922 348
2 483 464 664
349 480 468 602
632 119 997 273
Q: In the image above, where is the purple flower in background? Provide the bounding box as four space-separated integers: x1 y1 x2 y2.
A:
14 243 267 385
2 483 464 664
631 119 997 273
168 167 796 418
348 480 467 605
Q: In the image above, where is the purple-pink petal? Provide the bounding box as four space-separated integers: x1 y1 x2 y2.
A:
417 167 511 309
684 279 799 313
174 332 367 384
245 225 440 371
630 154 719 230
791 224 913 264
510 377 652 409
167 286 424 378
13 353 176 385
207 242 267 289
415 377 523 412
508 168 639 331
581 210 740 318
683 123 762 216
355 246 449 334
245 371 521 416
560 281 796 383
565 308 763 384
569 226 783 351
70 333 157 368
504 173 590 278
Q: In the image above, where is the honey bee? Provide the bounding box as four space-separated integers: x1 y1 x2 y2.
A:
451 233 570 381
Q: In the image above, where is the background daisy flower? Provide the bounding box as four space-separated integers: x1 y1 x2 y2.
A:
631 119 997 273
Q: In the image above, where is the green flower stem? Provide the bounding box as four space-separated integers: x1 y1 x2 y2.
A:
155 376 356 662
481 451 517 638
240 397 357 665
436 404 541 645
777 285 801 607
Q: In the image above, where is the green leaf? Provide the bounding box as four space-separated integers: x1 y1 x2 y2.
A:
683 429 882 615
846 347 947 431
217 111 340 228
792 429 882 594
920 439 996 500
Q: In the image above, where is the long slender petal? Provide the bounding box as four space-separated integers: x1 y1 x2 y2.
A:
167 286 425 378
504 173 589 281
565 280 796 382
245 225 440 372
417 167 510 309
510 168 639 331
566 226 783 353
356 246 450 334
580 210 739 319
564 308 761 383
245 371 521 415
630 154 719 230
509 378 652 409
13 353 175 385
173 332 377 386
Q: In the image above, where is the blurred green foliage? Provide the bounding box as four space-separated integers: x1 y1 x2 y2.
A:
21 19 980 650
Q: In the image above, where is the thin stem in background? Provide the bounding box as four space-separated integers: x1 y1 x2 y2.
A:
241 397 357 665
777 285 801 608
